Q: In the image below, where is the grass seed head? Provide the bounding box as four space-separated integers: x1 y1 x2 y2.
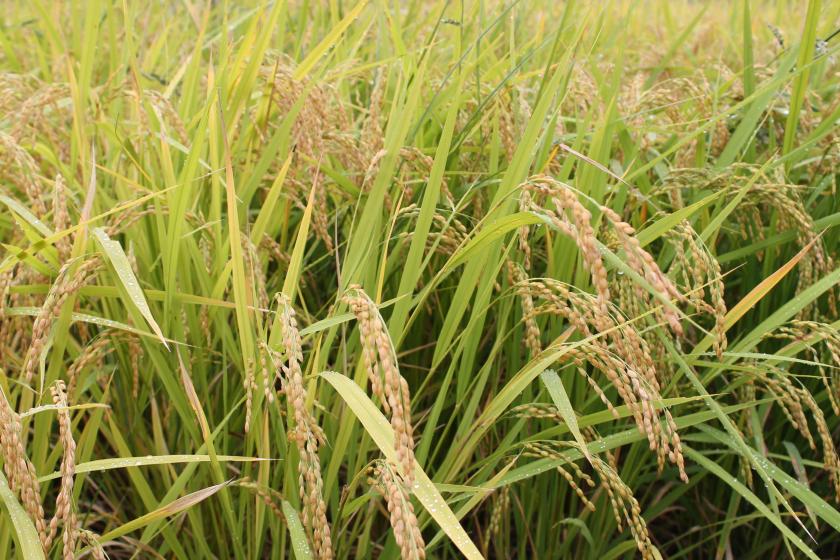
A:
369 460 425 560
0 380 47 547
344 285 417 485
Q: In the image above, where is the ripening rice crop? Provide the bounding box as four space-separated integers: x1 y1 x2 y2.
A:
0 1 839 559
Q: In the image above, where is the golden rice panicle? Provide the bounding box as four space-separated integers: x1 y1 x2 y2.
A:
711 277 728 358
12 82 71 147
522 442 596 512
66 334 113 399
748 363 840 500
659 165 837 316
520 279 687 481
0 267 13 358
259 342 276 404
258 55 356 169
123 87 186 145
22 256 99 383
519 175 610 310
363 147 446 210
0 131 48 218
0 73 37 117
256 55 362 223
496 86 532 160
242 237 270 311
622 72 731 165
142 89 188 145
104 205 157 237
517 191 533 271
311 171 335 254
361 70 386 157
797 388 840 502
510 403 565 422
590 452 657 560
273 294 308 432
0 381 47 547
509 263 541 355
396 205 468 257
46 380 77 559
772 321 840 415
298 428 332 559
344 285 416 484
601 206 683 335
260 233 291 268
239 477 285 519
397 146 454 207
243 356 257 434
660 220 724 357
129 335 143 399
272 294 333 559
368 460 426 560
763 371 815 447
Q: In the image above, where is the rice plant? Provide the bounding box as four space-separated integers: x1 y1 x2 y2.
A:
0 1 839 558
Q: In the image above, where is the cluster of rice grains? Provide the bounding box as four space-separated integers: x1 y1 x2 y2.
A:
0 381 48 547
0 132 49 219
618 70 736 164
395 201 466 258
483 485 510 550
344 286 417 483
344 286 425 559
664 221 728 358
21 257 101 384
0 272 116 559
655 165 838 315
270 294 333 559
744 321 840 501
0 375 103 560
509 153 840 551
366 460 426 560
46 381 77 558
522 440 657 560
516 175 689 481
508 174 711 554
737 358 840 502
254 54 369 254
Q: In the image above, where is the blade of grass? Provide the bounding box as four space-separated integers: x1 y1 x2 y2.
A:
0 472 45 560
93 228 168 348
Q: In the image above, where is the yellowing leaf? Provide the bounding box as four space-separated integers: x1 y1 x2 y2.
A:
99 481 229 543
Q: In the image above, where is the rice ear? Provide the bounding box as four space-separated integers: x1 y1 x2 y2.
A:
344 285 417 486
271 293 333 559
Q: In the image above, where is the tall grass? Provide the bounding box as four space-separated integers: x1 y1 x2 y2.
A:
1 1 839 558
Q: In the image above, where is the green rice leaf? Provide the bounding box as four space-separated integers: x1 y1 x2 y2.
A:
0 471 45 560
93 227 168 348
